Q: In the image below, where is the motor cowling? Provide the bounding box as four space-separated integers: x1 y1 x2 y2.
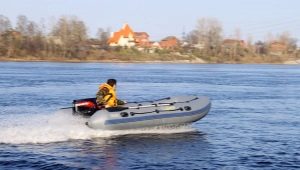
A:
73 98 98 117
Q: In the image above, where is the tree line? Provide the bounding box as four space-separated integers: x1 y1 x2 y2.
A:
0 14 111 59
183 17 299 62
0 14 299 62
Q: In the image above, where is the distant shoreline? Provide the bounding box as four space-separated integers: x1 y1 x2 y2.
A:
0 57 299 65
0 58 205 64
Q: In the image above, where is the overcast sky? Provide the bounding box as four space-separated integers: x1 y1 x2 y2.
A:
1 0 299 42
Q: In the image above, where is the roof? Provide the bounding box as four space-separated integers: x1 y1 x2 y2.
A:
122 24 134 38
269 41 286 45
134 32 149 37
269 41 287 52
161 36 178 41
223 39 244 44
108 24 135 44
222 39 245 47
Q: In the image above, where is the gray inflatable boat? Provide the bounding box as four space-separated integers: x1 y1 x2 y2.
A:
75 96 211 130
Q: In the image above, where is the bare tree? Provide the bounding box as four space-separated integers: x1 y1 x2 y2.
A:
0 15 11 33
27 21 41 36
278 31 297 51
71 18 87 42
183 30 198 45
16 15 30 36
0 15 12 55
96 27 110 48
247 34 254 54
265 32 274 44
278 31 291 44
196 17 223 56
234 28 241 40
51 16 88 58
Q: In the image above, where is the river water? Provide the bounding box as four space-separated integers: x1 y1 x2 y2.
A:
0 62 299 169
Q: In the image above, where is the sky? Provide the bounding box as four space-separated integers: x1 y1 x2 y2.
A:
1 0 299 42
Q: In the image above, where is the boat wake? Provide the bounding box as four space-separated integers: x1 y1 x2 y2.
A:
0 110 195 144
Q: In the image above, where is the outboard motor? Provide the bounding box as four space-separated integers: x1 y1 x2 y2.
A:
72 98 98 117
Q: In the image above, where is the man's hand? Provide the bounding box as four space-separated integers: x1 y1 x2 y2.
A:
117 99 126 105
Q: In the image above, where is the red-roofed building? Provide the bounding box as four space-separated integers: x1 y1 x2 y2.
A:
269 41 287 55
159 36 180 49
222 39 246 48
108 24 135 47
134 32 150 47
221 39 247 57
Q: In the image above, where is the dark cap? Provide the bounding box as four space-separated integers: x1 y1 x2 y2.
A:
107 79 117 86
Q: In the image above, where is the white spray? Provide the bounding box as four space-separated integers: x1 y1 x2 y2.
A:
0 110 195 144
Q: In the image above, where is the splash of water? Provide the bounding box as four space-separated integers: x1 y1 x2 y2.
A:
0 110 195 144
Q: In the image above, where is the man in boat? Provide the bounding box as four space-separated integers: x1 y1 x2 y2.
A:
96 79 125 109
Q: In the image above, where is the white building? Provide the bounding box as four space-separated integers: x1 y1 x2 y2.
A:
108 24 135 47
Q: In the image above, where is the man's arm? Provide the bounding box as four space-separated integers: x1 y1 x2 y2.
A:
96 87 109 106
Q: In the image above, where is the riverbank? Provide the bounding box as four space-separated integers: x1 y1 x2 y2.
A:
0 57 207 64
284 59 300 64
1 56 300 64
1 46 299 64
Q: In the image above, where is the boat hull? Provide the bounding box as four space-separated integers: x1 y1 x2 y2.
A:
86 96 211 130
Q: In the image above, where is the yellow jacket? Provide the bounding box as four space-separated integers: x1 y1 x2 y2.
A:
98 83 117 108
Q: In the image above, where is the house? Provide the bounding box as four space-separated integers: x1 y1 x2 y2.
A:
221 39 247 57
222 39 246 48
151 41 161 48
108 24 135 47
269 41 287 55
192 43 205 49
159 36 180 49
0 29 22 40
134 32 150 48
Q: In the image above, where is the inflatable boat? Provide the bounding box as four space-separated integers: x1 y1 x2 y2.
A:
71 96 211 130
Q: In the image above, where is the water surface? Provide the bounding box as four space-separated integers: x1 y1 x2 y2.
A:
0 62 299 169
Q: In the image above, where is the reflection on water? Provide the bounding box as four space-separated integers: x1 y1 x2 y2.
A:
70 131 209 169
1 131 210 169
